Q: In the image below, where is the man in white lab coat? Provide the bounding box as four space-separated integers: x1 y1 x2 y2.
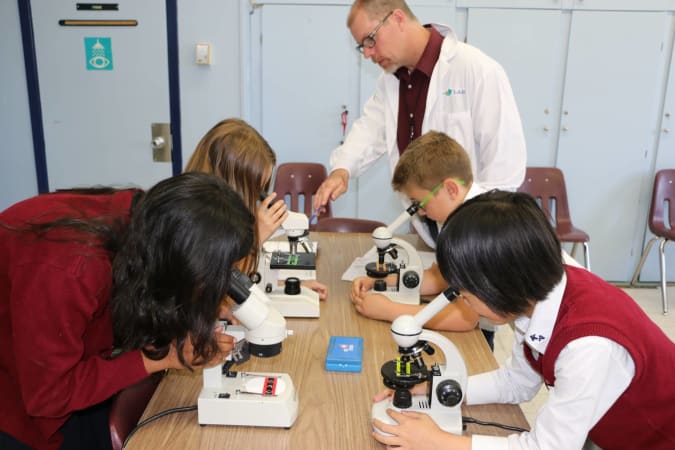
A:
313 0 527 248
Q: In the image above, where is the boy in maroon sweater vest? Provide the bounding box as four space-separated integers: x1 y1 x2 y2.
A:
372 191 675 450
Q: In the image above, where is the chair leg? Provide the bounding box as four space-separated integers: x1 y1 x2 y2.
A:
582 242 591 271
658 239 669 315
631 237 659 286
570 243 578 258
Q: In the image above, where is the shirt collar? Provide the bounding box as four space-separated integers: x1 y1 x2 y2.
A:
394 25 443 79
514 271 567 355
465 182 486 201
435 183 486 232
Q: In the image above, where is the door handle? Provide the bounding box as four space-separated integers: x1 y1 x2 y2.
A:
151 123 172 162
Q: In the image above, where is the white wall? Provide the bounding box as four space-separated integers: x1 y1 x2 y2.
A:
0 1 38 211
177 0 244 166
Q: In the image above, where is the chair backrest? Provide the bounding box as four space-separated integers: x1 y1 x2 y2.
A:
273 162 332 219
648 169 675 240
109 372 164 450
517 167 575 233
313 217 386 233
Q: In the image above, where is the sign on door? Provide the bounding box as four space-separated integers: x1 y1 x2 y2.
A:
84 37 113 70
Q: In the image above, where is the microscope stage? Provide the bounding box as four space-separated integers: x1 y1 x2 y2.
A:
270 252 316 270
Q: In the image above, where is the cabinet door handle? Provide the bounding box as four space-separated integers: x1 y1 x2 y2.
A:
562 126 569 131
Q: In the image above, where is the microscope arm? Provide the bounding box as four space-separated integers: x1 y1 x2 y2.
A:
363 204 421 258
386 208 415 236
391 287 460 348
413 287 460 327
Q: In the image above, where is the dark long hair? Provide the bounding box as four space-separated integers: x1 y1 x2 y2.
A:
437 191 563 316
110 173 254 367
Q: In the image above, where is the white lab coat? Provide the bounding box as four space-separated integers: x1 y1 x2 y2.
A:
330 25 527 248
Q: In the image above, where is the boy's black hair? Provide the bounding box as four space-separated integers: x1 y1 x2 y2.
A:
436 190 564 316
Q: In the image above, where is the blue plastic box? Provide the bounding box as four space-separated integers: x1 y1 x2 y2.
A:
325 336 363 372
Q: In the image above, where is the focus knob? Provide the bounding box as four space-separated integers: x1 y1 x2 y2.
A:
284 277 301 295
392 389 412 409
374 279 387 292
401 270 420 289
436 379 463 407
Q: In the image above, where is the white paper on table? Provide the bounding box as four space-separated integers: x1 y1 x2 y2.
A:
341 251 436 281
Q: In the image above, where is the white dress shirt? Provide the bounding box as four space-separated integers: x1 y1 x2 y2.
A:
467 272 636 450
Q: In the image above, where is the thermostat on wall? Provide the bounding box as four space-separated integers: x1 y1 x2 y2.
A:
196 42 211 65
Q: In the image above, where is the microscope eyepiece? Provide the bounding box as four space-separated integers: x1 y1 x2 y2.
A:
443 287 461 303
228 268 253 305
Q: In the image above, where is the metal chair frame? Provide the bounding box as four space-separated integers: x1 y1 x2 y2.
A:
630 169 675 315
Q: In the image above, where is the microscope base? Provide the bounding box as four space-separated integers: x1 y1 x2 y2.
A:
371 395 463 436
268 287 320 317
375 290 420 305
198 371 298 428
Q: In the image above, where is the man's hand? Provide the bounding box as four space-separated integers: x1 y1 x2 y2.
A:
313 169 349 214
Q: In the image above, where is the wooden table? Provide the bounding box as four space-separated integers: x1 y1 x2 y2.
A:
127 232 529 450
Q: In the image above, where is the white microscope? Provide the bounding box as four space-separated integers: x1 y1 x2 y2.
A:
257 197 320 317
198 269 298 428
372 287 468 436
364 204 426 305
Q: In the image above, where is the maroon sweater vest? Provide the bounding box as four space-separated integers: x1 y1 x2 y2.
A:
524 266 675 450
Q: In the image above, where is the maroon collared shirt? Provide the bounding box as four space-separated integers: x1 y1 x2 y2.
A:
394 26 443 155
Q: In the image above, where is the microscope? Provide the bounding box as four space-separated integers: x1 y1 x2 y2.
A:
198 269 299 428
257 194 320 317
364 203 425 305
372 287 468 436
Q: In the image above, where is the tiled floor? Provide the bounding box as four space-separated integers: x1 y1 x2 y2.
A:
492 284 675 426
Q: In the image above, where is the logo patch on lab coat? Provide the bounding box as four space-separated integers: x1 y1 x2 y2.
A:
444 88 466 96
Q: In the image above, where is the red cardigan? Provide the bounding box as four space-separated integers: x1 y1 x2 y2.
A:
0 191 149 450
525 266 675 449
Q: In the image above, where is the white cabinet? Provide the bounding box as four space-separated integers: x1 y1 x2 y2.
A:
466 7 671 281
466 8 567 166
459 0 675 11
556 11 669 281
636 39 675 282
254 3 360 218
